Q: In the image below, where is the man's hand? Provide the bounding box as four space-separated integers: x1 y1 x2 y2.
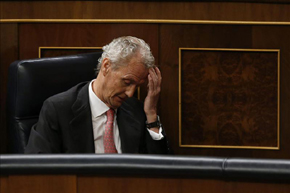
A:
144 67 162 133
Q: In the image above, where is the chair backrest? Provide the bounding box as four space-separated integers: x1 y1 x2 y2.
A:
7 52 102 153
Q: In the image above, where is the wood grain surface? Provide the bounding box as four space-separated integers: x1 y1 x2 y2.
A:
8 175 77 193
160 24 290 158
0 176 8 193
0 24 18 153
180 49 278 148
77 176 290 193
1 1 290 21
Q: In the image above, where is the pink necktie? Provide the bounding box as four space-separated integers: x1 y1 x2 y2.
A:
103 109 117 153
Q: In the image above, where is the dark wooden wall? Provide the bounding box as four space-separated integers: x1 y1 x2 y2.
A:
1 175 290 193
1 1 290 158
1 1 290 21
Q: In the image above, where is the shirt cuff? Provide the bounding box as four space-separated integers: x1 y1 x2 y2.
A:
147 126 164 140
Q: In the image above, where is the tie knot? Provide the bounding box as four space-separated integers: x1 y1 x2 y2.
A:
106 108 114 122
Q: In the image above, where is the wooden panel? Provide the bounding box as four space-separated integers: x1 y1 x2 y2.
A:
8 175 77 193
0 176 8 193
160 24 290 158
160 24 252 156
1 1 290 21
180 49 279 149
40 48 102 58
0 23 18 154
251 25 290 158
223 181 290 193
78 176 290 193
19 23 159 61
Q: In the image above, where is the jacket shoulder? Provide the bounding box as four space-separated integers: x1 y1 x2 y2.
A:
47 82 88 101
45 82 89 108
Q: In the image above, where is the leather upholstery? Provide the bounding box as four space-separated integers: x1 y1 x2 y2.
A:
1 154 289 181
7 52 102 153
225 158 290 180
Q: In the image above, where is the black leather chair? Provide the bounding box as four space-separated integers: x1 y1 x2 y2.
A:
7 52 102 153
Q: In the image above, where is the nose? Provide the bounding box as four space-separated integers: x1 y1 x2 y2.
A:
125 85 136 98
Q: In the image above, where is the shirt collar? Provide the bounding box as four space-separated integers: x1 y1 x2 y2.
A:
88 79 110 118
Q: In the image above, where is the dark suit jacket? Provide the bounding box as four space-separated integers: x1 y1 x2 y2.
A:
25 82 168 154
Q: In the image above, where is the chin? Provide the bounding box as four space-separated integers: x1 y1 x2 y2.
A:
109 101 122 109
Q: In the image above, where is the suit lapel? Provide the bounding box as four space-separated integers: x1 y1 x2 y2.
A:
69 82 95 153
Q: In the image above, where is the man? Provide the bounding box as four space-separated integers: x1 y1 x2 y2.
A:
25 36 169 154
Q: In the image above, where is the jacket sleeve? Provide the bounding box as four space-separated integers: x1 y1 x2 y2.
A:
144 124 170 154
25 99 62 153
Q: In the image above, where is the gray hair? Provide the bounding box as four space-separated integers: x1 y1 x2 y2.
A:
96 36 155 73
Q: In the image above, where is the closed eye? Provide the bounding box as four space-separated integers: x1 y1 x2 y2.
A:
124 79 132 86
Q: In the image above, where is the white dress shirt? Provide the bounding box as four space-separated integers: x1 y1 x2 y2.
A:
88 80 164 154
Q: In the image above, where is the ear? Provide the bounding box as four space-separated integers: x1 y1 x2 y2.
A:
101 58 111 76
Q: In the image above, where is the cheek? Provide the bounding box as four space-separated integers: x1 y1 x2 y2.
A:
108 81 126 95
